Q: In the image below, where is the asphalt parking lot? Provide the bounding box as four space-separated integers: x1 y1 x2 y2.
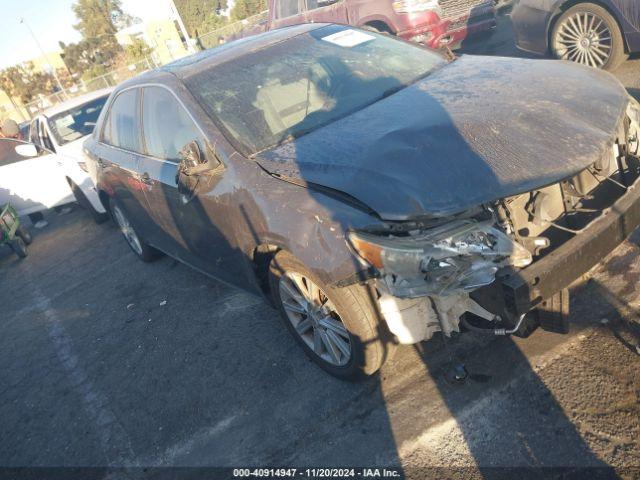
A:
1 11 640 479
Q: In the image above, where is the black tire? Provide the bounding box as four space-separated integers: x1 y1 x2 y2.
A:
16 226 32 245
269 251 395 380
10 237 27 259
70 180 109 224
109 198 162 263
551 3 627 71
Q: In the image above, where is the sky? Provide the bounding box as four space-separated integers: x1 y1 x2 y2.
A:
0 0 175 69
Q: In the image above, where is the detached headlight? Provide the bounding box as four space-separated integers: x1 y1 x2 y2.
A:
392 0 441 14
349 220 532 297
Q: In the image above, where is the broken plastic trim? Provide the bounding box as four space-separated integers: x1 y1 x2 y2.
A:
627 99 640 156
462 313 527 336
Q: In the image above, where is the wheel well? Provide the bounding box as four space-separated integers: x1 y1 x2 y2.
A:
98 190 111 215
252 244 281 298
548 0 629 53
363 21 394 35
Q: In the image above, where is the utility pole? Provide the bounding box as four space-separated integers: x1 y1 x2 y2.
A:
168 0 197 53
20 17 67 98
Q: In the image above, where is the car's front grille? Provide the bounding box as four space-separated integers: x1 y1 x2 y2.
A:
438 0 491 19
448 11 493 29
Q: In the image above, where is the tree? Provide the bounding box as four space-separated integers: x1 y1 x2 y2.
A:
71 0 126 62
174 0 228 37
230 0 267 22
124 38 152 64
0 63 56 104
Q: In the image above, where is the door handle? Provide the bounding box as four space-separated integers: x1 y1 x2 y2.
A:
97 157 106 168
140 172 153 185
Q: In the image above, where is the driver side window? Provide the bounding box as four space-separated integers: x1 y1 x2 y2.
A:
276 0 303 18
141 86 204 162
305 0 341 10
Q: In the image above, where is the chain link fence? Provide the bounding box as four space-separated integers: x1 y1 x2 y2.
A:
1 57 157 125
2 12 270 125
197 11 268 49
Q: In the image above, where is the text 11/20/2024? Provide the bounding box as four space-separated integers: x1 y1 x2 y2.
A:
233 468 402 478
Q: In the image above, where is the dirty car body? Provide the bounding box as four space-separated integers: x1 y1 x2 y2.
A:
85 24 640 378
511 0 640 69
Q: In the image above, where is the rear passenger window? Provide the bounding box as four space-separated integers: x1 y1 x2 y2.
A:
276 0 301 17
306 0 340 9
142 87 204 161
103 89 141 152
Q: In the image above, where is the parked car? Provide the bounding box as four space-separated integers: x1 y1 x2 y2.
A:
0 134 77 220
22 88 113 222
85 24 640 379
267 0 496 50
512 0 640 70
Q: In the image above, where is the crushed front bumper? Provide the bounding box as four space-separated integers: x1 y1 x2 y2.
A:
499 176 640 316
397 5 495 50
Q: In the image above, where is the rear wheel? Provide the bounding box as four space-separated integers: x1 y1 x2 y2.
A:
110 198 161 263
70 180 109 224
269 251 394 380
551 3 627 70
16 226 32 245
10 237 27 259
362 23 393 35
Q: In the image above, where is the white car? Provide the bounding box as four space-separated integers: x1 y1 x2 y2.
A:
0 88 113 223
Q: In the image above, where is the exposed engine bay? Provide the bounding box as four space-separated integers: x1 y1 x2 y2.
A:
349 100 640 344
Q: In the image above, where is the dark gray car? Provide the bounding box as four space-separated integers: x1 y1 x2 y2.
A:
512 0 640 70
84 23 640 379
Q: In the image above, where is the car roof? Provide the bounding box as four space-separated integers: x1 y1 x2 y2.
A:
115 23 330 90
41 87 114 118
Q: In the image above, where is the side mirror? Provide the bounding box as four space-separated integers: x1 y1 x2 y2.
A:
15 143 39 158
175 141 223 197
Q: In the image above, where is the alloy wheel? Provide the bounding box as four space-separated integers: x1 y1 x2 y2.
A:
279 272 352 367
112 205 143 256
554 12 612 68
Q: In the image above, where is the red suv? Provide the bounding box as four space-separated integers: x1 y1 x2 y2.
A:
267 0 496 50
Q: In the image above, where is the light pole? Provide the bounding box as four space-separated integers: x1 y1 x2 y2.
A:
168 0 197 53
20 17 67 98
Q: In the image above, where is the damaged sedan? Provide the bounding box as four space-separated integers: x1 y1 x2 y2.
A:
84 23 640 379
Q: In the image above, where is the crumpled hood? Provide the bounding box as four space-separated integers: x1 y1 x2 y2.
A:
256 55 630 220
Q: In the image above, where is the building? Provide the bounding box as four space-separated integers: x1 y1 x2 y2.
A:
116 19 190 66
29 51 69 76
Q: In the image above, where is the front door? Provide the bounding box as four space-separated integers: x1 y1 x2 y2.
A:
138 86 243 282
303 0 348 24
270 0 306 28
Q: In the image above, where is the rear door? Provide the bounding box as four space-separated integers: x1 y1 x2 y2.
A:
0 138 70 216
138 85 242 281
607 0 640 51
98 88 156 240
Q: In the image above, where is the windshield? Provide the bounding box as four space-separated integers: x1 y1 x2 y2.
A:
186 25 445 155
48 95 109 146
